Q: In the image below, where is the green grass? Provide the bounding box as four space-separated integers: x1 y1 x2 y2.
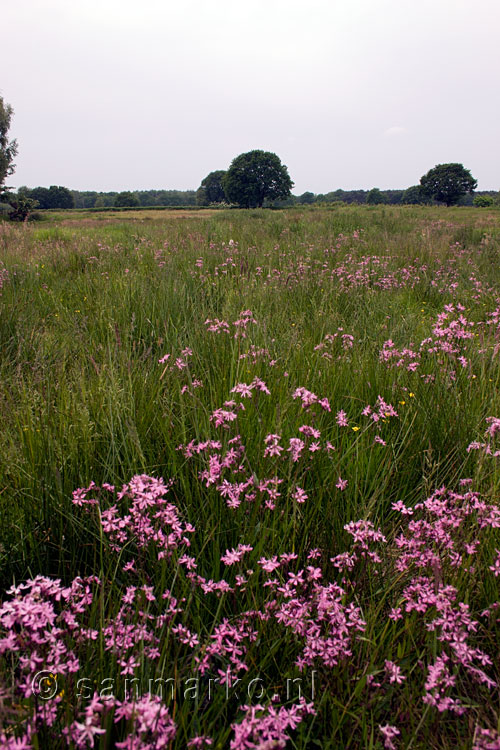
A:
0 205 499 748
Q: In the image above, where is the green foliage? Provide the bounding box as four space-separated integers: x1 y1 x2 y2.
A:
473 194 495 207
297 191 315 205
49 185 74 208
366 187 387 205
28 186 51 207
94 193 116 208
317 189 371 205
401 185 426 205
0 96 18 193
4 192 38 221
70 190 199 209
197 170 227 205
136 189 197 207
223 150 293 208
26 185 75 209
420 163 477 206
114 191 140 207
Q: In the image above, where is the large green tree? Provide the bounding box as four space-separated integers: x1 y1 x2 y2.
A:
222 150 293 208
0 96 18 195
419 163 477 206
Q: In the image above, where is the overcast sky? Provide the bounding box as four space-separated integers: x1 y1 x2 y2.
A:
3 0 500 194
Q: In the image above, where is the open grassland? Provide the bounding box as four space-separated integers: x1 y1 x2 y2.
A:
0 205 500 749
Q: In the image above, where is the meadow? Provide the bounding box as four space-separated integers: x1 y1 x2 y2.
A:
0 205 499 749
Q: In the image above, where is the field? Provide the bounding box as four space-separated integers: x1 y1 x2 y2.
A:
0 205 499 749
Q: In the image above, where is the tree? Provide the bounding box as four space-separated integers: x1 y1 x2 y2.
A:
384 189 404 205
0 96 18 196
5 193 38 222
197 170 227 205
401 185 426 205
48 185 74 208
114 191 140 207
222 150 293 208
29 187 51 208
297 191 315 205
25 185 74 209
366 188 387 205
419 163 477 206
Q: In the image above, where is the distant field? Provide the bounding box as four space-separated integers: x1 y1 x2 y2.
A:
0 205 499 749
36 206 223 224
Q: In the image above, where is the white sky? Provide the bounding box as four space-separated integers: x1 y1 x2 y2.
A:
3 0 500 193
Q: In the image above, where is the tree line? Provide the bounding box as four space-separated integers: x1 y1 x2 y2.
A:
9 183 498 212
196 159 496 208
1 95 499 219
14 187 199 209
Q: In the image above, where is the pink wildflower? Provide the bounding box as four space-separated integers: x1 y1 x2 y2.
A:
336 410 348 427
293 487 308 504
379 724 400 750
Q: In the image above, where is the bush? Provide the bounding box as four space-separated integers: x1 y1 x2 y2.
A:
473 195 495 207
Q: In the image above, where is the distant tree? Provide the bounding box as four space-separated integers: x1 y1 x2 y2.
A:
0 96 18 196
85 194 97 208
472 195 494 207
114 191 140 207
366 188 387 205
222 150 293 208
401 185 426 204
327 190 345 203
197 170 227 205
420 163 477 206
384 189 404 205
26 185 74 209
29 187 51 208
103 193 117 207
71 190 96 208
297 191 315 205
48 185 74 208
315 190 364 204
5 192 38 222
339 190 367 204
150 190 196 207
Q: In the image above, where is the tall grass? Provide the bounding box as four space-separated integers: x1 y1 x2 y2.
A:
0 206 499 749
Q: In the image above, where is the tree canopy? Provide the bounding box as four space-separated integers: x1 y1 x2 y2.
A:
25 185 75 209
366 188 387 205
419 163 477 206
114 191 140 207
222 150 293 208
0 96 18 194
401 185 426 205
297 191 315 205
196 170 227 205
